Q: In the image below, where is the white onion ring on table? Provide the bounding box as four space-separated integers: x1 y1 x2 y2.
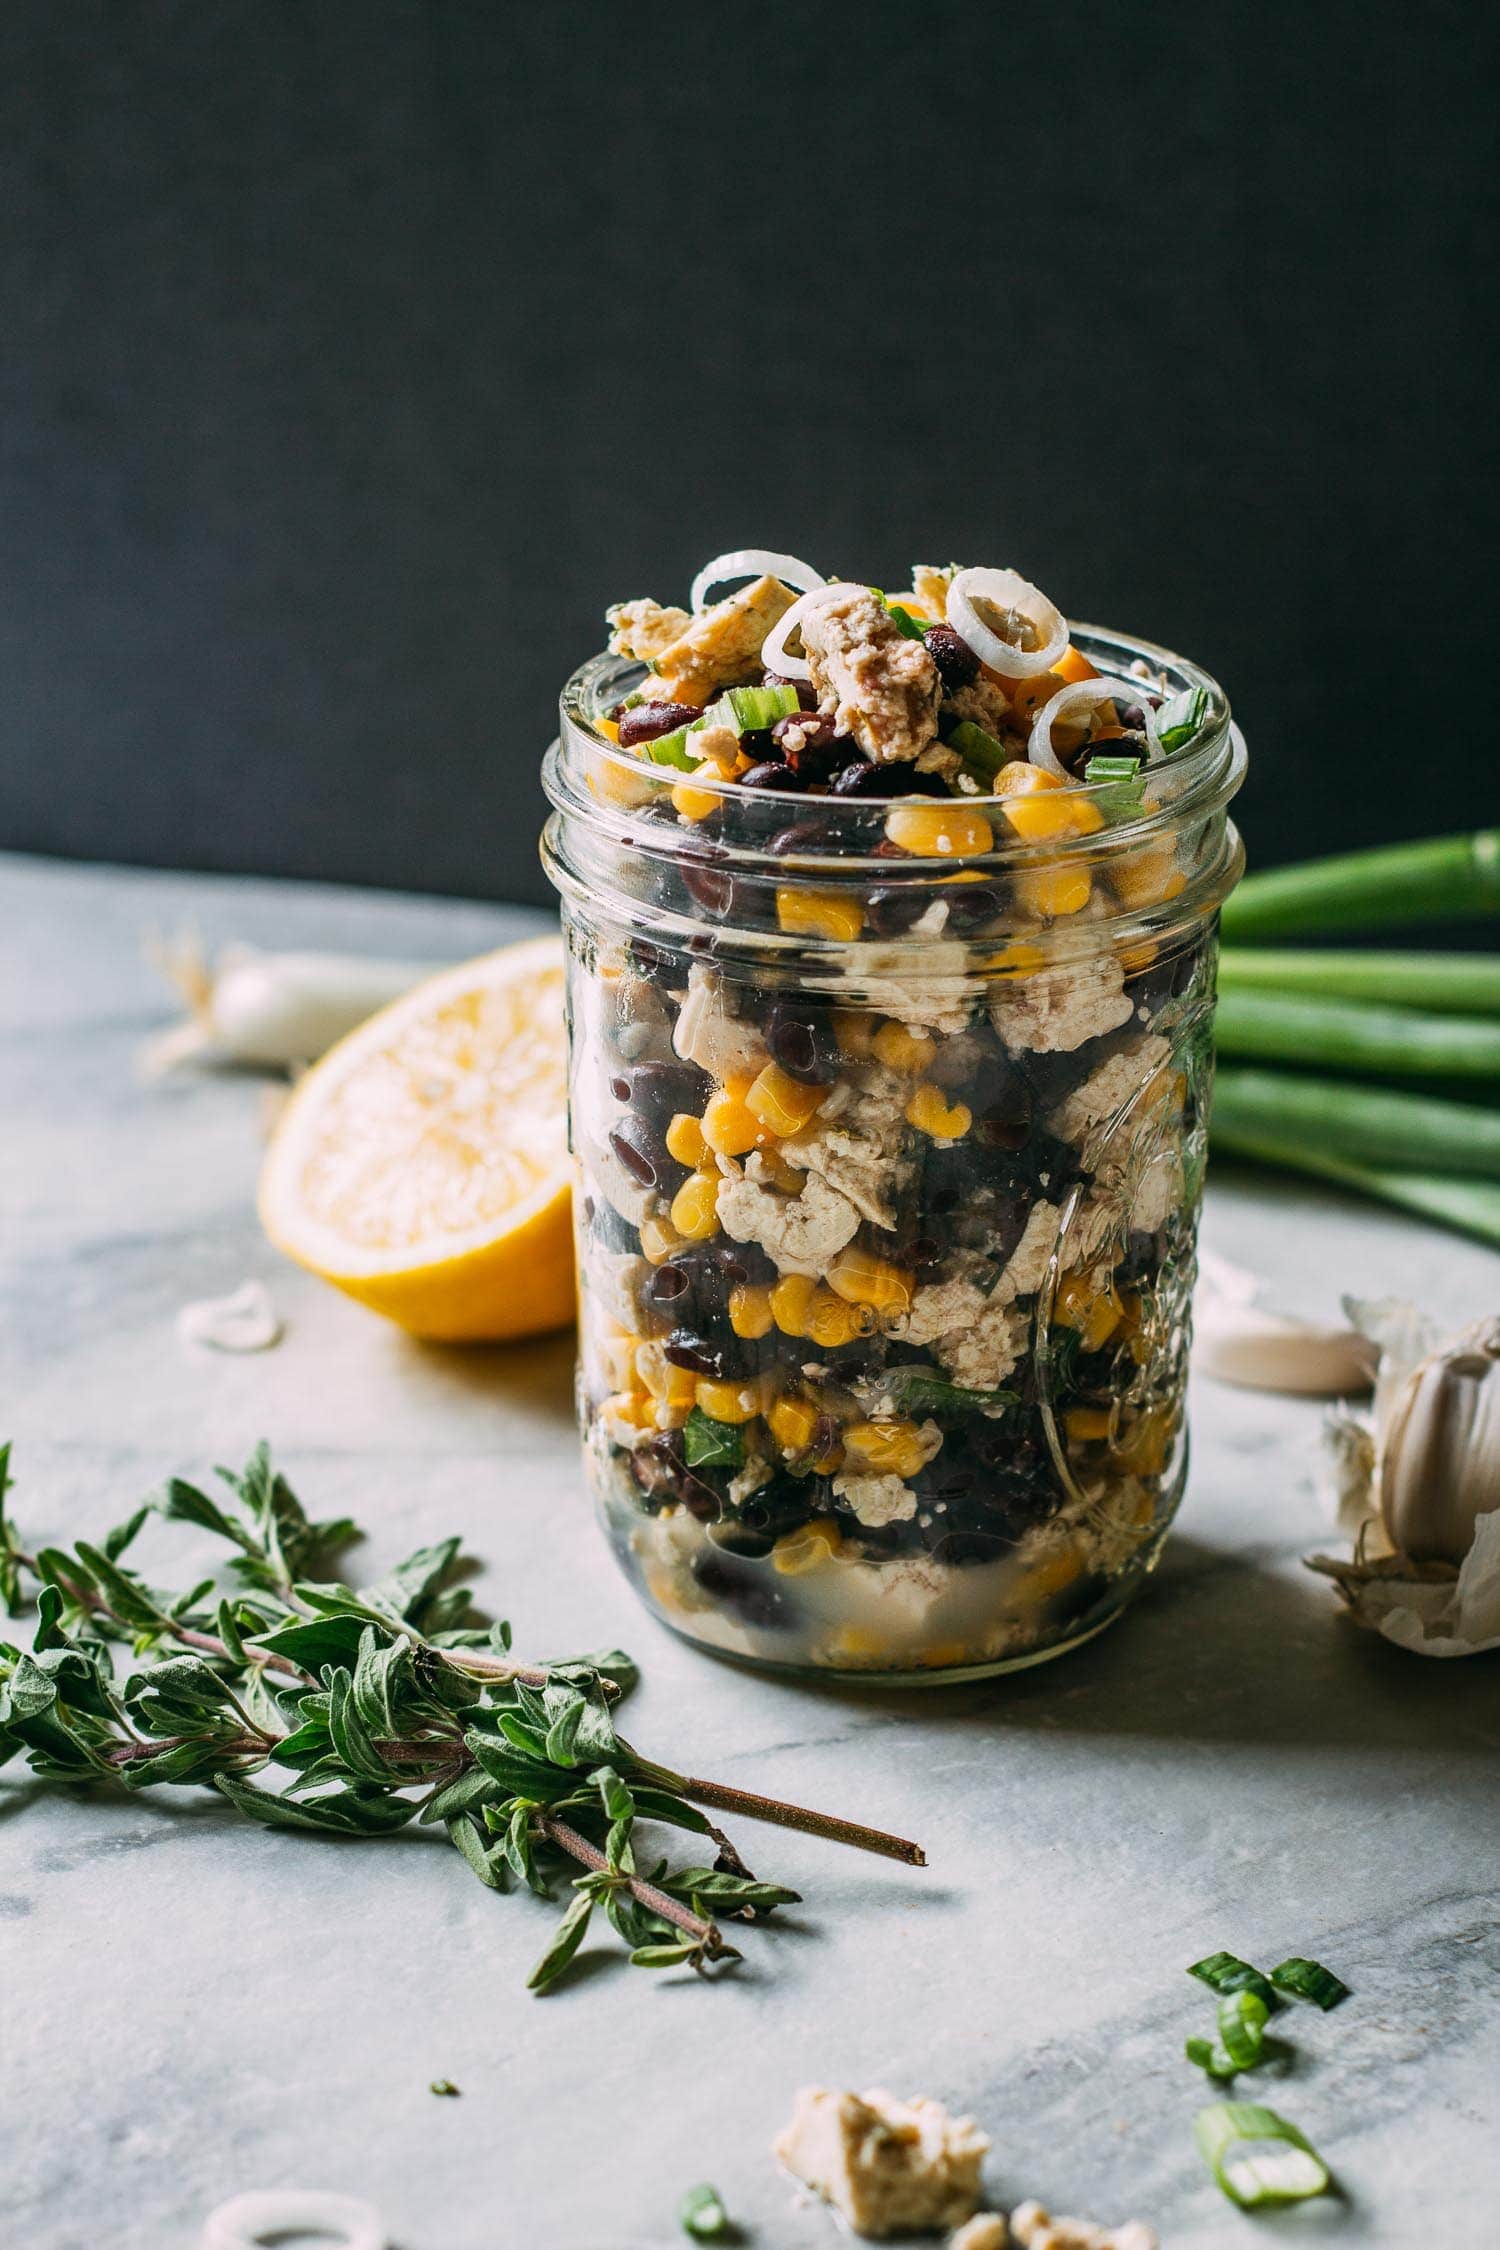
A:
758 581 867 682
690 550 825 613
947 566 1069 678
1028 677 1162 779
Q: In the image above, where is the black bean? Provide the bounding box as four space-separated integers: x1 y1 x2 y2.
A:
866 884 928 935
617 700 704 747
662 1328 756 1379
608 1116 677 1192
944 883 1003 936
767 821 826 857
831 759 937 799
975 1084 1034 1151
766 999 839 1083
924 624 981 688
611 1057 711 1129
739 760 806 792
679 843 738 919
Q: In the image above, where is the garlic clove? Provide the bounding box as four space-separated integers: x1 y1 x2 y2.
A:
1194 1254 1374 1395
178 1280 283 1354
1378 1318 1500 1564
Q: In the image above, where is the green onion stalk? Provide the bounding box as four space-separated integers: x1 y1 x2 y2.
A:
1219 948 1500 1017
1221 829 1500 942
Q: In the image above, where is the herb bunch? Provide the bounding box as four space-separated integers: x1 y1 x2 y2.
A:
0 1443 922 1993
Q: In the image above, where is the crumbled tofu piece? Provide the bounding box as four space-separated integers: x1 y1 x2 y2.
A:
952 2217 1010 2250
1067 1147 1180 1270
912 563 956 617
1009 2199 1157 2250
834 1470 920 1527
996 1199 1062 1301
590 1139 658 1226
727 1453 773 1506
804 586 942 763
673 965 770 1083
584 1247 652 1334
857 943 976 1035
941 676 1012 735
689 720 740 767
716 1167 861 1276
606 597 691 662
990 955 1134 1055
1049 1036 1171 1145
915 736 963 781
650 574 797 705
774 2086 988 2238
896 1272 1031 1389
780 1066 912 1227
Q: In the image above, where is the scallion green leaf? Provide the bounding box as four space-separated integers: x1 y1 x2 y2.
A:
1186 2035 1237 2080
947 719 1008 780
681 1408 744 1472
1217 1986 1270 2067
679 2182 735 2240
708 683 802 734
1270 1956 1350 2010
1188 1952 1276 2010
643 727 704 772
1083 753 1142 785
1157 685 1208 753
1194 2102 1331 2209
1221 829 1500 942
882 601 932 642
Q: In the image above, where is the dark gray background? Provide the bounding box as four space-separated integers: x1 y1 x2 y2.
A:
2 1 1494 909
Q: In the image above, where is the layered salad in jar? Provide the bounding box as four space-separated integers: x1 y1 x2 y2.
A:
543 552 1244 1678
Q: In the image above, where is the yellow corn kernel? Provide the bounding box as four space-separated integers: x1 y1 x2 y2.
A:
805 1288 867 1349
597 1332 638 1392
843 1418 931 1478
776 886 865 941
1116 1407 1174 1476
664 1111 708 1167
634 1341 698 1407
828 1624 884 1662
1020 1543 1086 1599
871 1020 937 1075
1000 671 1069 723
832 1008 876 1057
996 762 1106 844
701 1077 762 1157
884 802 995 858
638 1212 687 1265
590 758 656 809
650 1397 692 1430
905 1082 973 1141
827 1246 915 1314
728 1282 775 1339
755 1144 805 1193
1119 939 1158 976
987 940 1046 978
768 1394 820 1454
772 1519 845 1575
670 778 722 822
694 1376 763 1426
1112 842 1187 910
1065 1404 1114 1444
919 1639 971 1668
1014 859 1093 918
746 1062 826 1136
1054 1272 1123 1353
669 1171 721 1241
603 1389 653 1432
770 1272 818 1336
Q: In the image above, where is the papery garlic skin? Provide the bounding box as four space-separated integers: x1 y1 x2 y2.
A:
1379 1319 1500 1564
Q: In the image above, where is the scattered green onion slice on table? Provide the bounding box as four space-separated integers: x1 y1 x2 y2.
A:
1217 1987 1270 2067
1187 1952 1276 2009
947 719 1008 780
1194 2102 1332 2209
681 1407 744 1471
1185 2035 1237 2080
679 2182 734 2240
1271 1956 1351 2010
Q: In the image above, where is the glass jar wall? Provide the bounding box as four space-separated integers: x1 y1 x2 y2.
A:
542 629 1245 1680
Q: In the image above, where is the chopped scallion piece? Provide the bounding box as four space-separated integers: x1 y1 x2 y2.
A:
1185 2035 1237 2081
1157 685 1208 753
883 601 931 641
947 719 1008 779
1188 1953 1276 2010
679 2182 734 2240
643 727 704 772
710 683 801 733
1217 1987 1270 2068
880 1367 1017 1417
1194 2102 1332 2209
1083 753 1142 784
681 1407 744 1472
1270 1956 1350 2010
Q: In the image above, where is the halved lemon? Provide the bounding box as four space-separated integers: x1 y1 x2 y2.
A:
258 934 574 1341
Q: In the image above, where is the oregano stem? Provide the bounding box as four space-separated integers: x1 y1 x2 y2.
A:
536 1814 723 1952
628 1752 927 1866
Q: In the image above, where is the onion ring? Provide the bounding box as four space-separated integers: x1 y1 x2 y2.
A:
690 549 825 614
948 566 1069 679
1029 678 1162 778
758 581 866 682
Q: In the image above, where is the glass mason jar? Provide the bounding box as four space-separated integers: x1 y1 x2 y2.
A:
542 626 1245 1682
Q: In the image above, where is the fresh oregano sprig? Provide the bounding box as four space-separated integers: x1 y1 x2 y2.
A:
0 1442 924 1992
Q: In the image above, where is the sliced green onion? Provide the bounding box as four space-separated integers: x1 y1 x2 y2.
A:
643 726 705 772
1188 1952 1276 2010
1217 1987 1270 2068
1221 829 1500 942
1270 1956 1350 2010
679 2182 734 2240
1212 1067 1500 1181
947 719 1008 780
1215 988 1500 1081
1219 947 1500 1018
883 600 932 642
1208 1118 1500 1249
708 683 802 734
1194 2103 1331 2209
681 1407 744 1472
1084 752 1146 821
1185 2035 1237 2080
879 1367 1017 1417
1083 753 1142 784
1157 685 1209 753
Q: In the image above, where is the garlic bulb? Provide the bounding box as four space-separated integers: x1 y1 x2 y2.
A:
1379 1319 1500 1563
1308 1300 1500 1656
